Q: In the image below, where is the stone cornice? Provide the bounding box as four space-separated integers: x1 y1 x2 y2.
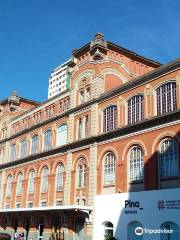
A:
0 110 179 171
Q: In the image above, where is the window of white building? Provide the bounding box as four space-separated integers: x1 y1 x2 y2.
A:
129 146 144 182
159 139 179 178
156 82 176 115
104 152 116 185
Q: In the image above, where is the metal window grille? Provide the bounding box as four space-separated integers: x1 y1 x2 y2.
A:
103 105 117 132
156 82 176 115
128 95 144 124
159 139 179 178
104 153 116 184
129 146 144 182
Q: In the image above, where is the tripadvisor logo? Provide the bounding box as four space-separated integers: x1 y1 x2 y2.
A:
135 227 143 236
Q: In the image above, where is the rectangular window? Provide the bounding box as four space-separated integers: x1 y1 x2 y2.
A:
41 202 47 207
56 200 62 206
28 202 33 208
16 203 21 208
45 105 54 119
31 135 38 154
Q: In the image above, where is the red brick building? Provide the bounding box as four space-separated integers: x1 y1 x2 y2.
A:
0 33 179 240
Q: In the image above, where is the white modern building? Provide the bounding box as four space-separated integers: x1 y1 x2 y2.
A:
94 189 180 240
48 59 71 99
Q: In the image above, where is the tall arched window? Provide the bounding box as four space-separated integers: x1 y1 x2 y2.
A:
84 115 89 138
56 164 64 191
44 130 52 150
28 170 35 194
160 221 179 239
156 82 176 115
78 118 82 140
129 146 144 182
31 135 39 154
128 95 144 124
16 173 23 195
20 140 28 158
158 139 179 178
77 159 87 188
41 167 49 192
103 105 117 132
104 152 116 185
10 143 17 161
57 124 67 146
6 175 12 197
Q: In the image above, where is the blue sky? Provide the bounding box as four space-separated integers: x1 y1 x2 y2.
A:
0 0 180 102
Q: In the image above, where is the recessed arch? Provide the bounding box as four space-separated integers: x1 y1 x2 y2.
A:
122 140 147 162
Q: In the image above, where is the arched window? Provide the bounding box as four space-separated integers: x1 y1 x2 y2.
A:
104 152 116 185
103 105 117 132
6 175 12 197
31 135 39 154
84 115 89 138
160 221 179 240
56 164 64 191
77 160 87 188
158 139 179 178
128 95 144 124
78 118 82 140
28 170 35 194
156 82 176 115
20 140 28 158
10 143 17 161
41 167 49 193
57 124 67 146
127 221 143 240
103 222 114 239
129 146 144 182
16 173 23 195
44 130 52 150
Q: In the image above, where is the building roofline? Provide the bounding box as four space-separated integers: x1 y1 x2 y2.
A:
71 40 161 67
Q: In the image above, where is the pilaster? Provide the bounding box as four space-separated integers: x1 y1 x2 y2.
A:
64 152 72 205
